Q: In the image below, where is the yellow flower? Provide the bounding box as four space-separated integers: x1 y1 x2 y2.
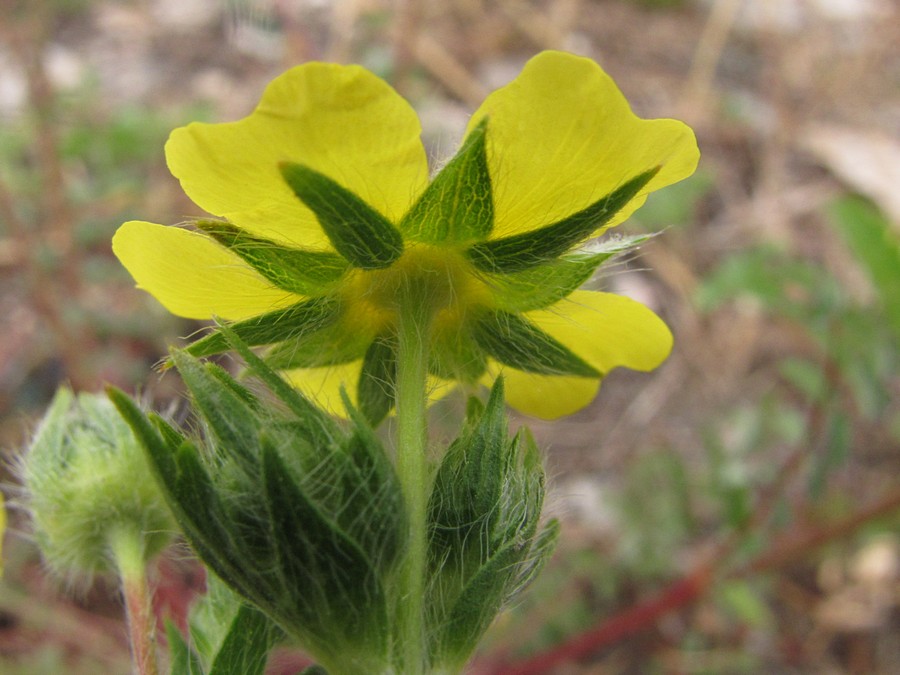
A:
113 51 698 420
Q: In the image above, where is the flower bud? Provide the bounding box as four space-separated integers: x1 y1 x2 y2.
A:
21 388 175 582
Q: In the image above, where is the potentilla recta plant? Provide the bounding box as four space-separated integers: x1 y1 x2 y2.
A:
17 51 698 674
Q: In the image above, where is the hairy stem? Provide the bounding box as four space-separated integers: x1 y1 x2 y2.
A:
393 299 432 673
109 529 159 675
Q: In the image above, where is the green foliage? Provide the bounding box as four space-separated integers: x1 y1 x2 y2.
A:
830 197 900 341
110 331 554 673
167 575 280 675
426 380 559 669
110 332 405 673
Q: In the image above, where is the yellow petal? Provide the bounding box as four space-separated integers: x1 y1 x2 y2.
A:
166 63 429 248
284 362 454 419
469 51 699 238
486 289 673 419
528 290 673 374
485 362 601 420
113 221 302 320
283 360 363 418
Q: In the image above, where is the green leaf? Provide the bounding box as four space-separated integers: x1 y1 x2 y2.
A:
108 389 270 607
208 604 278 675
470 310 599 377
280 162 404 269
185 296 340 359
467 167 660 273
433 539 526 666
166 620 205 675
357 333 397 426
170 350 260 471
260 442 389 657
400 118 493 243
830 196 900 340
196 220 348 296
213 319 342 447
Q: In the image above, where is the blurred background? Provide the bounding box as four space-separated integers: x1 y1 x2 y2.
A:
1 0 898 672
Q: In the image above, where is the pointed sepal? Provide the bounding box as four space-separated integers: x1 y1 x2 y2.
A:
400 118 493 244
280 162 404 269
467 166 660 272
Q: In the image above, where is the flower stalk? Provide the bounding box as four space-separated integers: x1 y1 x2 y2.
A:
109 529 159 675
393 295 433 672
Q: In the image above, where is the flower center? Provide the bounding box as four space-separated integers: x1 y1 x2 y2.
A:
347 243 489 329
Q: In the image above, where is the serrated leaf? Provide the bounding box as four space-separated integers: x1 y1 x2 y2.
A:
196 220 348 296
356 333 397 426
185 296 340 359
260 442 389 656
108 389 270 607
400 118 493 243
467 167 660 273
280 162 403 269
470 310 599 377
170 442 277 611
213 319 342 447
208 604 278 675
433 539 525 666
170 350 260 470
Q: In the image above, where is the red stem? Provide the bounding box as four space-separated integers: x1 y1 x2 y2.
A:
494 565 713 675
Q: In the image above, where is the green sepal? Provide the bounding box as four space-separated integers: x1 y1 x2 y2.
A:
208 604 278 675
489 233 655 312
280 162 404 269
264 319 372 370
428 325 487 383
470 310 599 377
467 166 660 273
196 220 348 296
166 620 205 675
184 296 340 360
260 440 389 661
357 332 397 426
400 118 493 244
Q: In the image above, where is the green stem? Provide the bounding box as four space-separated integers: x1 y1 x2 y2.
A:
394 300 431 673
109 529 159 675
